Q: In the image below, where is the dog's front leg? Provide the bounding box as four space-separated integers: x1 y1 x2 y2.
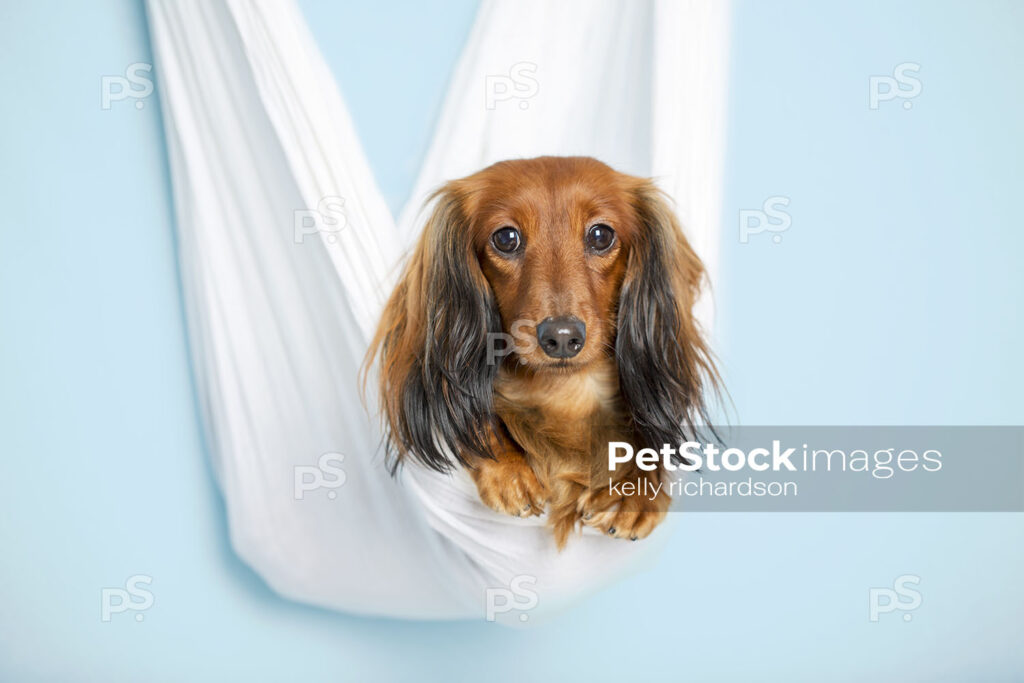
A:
577 463 670 541
467 427 549 517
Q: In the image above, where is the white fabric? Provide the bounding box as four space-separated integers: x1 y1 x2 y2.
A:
146 0 730 621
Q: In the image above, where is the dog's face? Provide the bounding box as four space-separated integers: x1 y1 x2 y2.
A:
465 157 637 370
369 156 718 472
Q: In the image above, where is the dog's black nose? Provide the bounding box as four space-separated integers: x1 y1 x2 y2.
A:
536 316 586 359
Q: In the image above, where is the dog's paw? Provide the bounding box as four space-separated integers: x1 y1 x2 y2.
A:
577 478 670 540
471 457 549 517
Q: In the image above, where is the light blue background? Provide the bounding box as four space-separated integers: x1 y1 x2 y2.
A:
1 0 1021 680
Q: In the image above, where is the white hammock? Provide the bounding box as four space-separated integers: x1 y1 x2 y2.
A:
146 0 729 622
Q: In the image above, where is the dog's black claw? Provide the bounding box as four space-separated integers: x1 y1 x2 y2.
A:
630 536 638 542
583 512 593 521
607 527 616 535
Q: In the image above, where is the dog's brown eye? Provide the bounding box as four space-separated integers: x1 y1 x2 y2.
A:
491 227 522 254
586 224 615 252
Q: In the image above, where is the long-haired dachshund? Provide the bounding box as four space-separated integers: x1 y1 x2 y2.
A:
367 156 719 548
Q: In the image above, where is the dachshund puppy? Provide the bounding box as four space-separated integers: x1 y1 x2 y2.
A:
368 156 718 548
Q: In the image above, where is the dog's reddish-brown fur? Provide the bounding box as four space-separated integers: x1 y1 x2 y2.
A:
367 156 719 547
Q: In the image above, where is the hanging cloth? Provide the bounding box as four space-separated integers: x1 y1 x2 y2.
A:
146 0 730 621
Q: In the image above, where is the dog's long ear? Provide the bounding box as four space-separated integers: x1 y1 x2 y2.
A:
616 182 721 456
365 185 501 473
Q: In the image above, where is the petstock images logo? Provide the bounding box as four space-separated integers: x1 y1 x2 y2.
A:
598 426 1024 513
